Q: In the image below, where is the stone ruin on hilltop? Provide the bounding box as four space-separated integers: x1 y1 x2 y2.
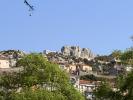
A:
61 46 95 60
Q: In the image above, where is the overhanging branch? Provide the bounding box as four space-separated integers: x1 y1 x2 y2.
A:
24 0 34 11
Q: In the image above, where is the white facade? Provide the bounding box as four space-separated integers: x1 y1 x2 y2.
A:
0 59 10 68
74 79 98 100
82 65 92 72
9 59 17 67
43 50 56 54
126 65 133 72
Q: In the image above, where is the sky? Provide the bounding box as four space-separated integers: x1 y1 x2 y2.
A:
0 0 133 55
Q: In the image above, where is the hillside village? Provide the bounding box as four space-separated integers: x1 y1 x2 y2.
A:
0 46 132 100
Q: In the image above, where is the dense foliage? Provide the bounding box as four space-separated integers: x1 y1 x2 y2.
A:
120 49 133 66
95 48 133 100
0 54 84 100
80 74 105 81
95 71 133 100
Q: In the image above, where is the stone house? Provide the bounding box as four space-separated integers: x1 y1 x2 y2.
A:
74 79 100 100
81 65 92 72
59 63 69 72
0 57 10 68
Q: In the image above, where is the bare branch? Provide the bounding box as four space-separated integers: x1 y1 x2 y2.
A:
24 0 34 11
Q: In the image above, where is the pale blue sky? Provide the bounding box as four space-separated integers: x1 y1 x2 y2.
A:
0 0 133 55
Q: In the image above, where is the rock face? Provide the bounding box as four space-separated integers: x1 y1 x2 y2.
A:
0 50 25 59
0 50 26 67
61 46 95 59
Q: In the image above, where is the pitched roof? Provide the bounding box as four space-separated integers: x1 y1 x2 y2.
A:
79 80 94 84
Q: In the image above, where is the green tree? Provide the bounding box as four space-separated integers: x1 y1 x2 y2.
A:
0 53 84 100
120 71 133 100
94 81 121 100
111 50 122 60
92 36 133 100
120 49 133 66
95 71 133 100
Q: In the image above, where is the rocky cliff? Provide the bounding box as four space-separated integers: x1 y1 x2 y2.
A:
61 46 95 59
0 50 25 59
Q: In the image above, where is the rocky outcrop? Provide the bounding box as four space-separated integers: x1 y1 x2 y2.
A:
0 50 26 67
0 50 25 59
61 46 95 59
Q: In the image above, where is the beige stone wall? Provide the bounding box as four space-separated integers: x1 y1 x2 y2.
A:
82 65 92 72
0 60 10 68
69 65 76 71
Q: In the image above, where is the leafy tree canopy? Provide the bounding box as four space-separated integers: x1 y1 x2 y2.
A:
95 71 133 100
0 53 84 100
120 49 133 66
